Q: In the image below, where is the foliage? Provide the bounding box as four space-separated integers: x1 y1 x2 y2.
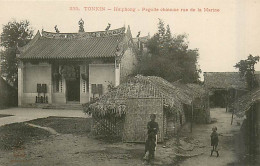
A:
0 20 33 87
107 81 116 92
135 19 201 83
234 54 259 90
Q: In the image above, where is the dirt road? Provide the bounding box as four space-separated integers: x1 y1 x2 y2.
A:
0 108 245 166
178 108 245 166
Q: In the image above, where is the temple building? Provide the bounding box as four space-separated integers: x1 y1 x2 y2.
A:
17 23 137 107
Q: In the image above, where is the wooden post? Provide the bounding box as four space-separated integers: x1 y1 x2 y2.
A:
226 88 228 112
207 90 210 109
191 101 194 133
231 111 234 125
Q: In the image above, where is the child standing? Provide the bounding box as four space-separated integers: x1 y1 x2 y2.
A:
210 126 219 157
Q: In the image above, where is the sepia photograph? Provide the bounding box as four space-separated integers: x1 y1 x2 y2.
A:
0 0 259 165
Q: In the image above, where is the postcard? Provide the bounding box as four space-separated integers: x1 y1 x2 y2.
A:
0 0 259 165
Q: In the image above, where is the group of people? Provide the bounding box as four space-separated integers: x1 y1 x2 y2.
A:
143 114 219 163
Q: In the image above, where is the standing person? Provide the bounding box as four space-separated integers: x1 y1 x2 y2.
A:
210 126 219 157
144 131 157 163
144 114 159 162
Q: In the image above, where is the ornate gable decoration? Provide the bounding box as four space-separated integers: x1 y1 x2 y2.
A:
42 27 126 39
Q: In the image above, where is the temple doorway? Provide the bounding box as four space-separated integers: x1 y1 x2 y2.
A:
66 78 80 102
61 65 80 102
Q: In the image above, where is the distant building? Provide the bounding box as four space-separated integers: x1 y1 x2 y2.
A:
132 34 150 54
17 26 137 107
204 72 248 108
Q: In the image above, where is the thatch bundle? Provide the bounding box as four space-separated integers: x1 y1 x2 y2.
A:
229 88 260 117
83 75 193 117
171 82 209 107
187 84 208 98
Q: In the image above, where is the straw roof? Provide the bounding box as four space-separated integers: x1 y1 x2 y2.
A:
172 82 208 99
204 72 247 90
171 82 209 109
83 75 193 117
187 84 208 98
230 88 260 117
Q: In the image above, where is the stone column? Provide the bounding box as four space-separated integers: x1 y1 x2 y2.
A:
115 59 120 86
18 61 24 106
48 63 52 104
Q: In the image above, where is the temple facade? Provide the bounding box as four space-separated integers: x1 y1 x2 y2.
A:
17 26 137 106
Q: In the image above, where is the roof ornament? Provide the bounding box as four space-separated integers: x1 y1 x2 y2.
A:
105 23 111 31
78 19 85 32
54 25 60 33
137 31 141 37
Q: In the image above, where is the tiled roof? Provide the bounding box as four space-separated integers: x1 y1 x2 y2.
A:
204 72 247 89
18 30 41 53
19 27 127 60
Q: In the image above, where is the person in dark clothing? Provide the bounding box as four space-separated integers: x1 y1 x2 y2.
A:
144 131 157 162
144 114 159 162
147 114 159 135
210 126 219 157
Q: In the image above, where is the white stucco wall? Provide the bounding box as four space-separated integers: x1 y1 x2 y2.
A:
52 78 66 104
89 64 115 99
19 62 118 105
115 63 120 86
21 62 52 104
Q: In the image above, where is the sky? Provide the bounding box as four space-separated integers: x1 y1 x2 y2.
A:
0 0 260 75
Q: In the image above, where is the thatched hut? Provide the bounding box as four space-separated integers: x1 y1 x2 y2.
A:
229 88 260 156
83 75 193 142
187 84 210 123
229 88 260 118
170 82 211 123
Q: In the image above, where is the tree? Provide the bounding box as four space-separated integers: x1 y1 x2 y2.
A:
0 20 33 87
234 54 259 90
135 19 201 83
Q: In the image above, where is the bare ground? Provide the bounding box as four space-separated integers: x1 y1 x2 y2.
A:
0 108 247 166
177 108 246 166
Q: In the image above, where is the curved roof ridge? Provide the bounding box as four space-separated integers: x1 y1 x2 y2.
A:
39 33 125 41
42 27 126 39
18 30 41 53
42 26 125 34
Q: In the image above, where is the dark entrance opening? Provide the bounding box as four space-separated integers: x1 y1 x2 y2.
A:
210 90 227 108
66 79 80 102
64 65 80 102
